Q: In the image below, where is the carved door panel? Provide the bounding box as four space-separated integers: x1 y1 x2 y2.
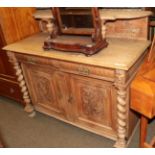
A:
70 75 116 131
54 72 76 121
22 63 63 115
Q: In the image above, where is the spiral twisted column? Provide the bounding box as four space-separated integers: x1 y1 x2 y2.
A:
114 69 127 148
7 51 36 117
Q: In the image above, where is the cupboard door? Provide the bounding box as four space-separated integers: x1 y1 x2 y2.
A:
70 75 117 133
54 72 76 121
22 63 63 115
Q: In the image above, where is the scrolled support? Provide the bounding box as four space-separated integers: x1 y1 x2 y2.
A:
7 51 36 117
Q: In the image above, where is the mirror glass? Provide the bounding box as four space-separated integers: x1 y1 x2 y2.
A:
58 7 94 34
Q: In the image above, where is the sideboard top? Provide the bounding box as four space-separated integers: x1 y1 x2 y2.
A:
100 9 152 20
33 8 152 21
3 33 150 70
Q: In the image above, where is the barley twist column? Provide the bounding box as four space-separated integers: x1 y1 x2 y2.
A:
7 51 36 117
114 69 127 148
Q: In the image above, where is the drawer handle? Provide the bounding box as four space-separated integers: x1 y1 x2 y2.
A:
10 88 15 94
78 67 90 75
27 58 36 64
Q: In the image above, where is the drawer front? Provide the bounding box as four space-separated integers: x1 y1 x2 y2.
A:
16 53 115 81
53 61 115 81
0 77 23 104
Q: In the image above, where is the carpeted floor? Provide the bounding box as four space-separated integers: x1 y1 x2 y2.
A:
0 96 154 148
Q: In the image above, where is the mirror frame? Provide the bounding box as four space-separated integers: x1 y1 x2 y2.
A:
43 7 108 56
52 7 102 40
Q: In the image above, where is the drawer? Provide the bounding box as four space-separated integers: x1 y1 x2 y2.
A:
0 77 24 104
16 54 54 67
15 53 115 81
54 61 115 81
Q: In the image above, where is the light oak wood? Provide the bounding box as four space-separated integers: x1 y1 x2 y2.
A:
21 63 63 117
5 45 149 147
106 17 149 40
33 9 152 22
100 9 152 20
100 9 151 41
20 55 118 140
34 9 152 41
3 33 151 70
7 51 36 117
70 75 116 135
2 10 151 147
114 70 127 147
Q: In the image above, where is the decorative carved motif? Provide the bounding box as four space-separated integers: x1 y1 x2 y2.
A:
33 72 53 104
114 69 127 148
7 51 36 117
81 86 104 118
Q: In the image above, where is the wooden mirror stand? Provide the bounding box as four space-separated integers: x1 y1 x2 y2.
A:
43 7 108 56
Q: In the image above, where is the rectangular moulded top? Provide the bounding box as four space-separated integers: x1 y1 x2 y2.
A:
3 33 150 70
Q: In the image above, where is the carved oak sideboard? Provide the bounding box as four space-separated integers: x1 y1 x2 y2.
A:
2 32 151 147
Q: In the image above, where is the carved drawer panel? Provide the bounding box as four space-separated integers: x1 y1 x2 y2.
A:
16 53 115 81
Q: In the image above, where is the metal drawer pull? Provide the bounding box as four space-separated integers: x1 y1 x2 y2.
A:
27 57 36 64
10 88 15 94
78 67 90 75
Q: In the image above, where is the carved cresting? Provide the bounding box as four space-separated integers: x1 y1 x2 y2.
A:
7 51 36 117
114 69 127 148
